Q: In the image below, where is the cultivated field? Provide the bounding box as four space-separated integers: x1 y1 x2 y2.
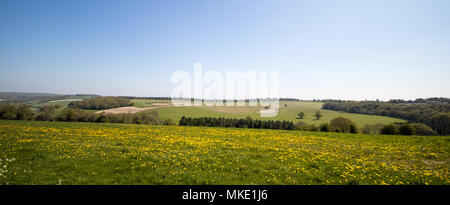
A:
0 120 448 185
95 103 171 114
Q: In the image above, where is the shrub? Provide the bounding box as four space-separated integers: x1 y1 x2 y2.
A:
132 111 161 125
329 117 357 133
16 104 34 120
309 124 319 131
362 124 384 135
319 123 330 132
57 108 96 122
96 114 110 123
399 124 415 135
381 124 399 135
295 121 308 131
410 123 438 136
295 121 318 131
163 119 176 125
0 103 18 120
35 106 56 121
0 103 34 120
349 124 358 133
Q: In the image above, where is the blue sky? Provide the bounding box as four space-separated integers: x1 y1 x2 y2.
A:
1 0 449 100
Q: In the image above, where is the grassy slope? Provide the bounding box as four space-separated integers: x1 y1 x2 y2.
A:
155 101 405 127
0 120 448 185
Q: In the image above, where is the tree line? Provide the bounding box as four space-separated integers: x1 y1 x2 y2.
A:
178 115 424 136
68 97 132 110
362 122 438 136
322 101 450 135
294 117 358 133
295 117 436 136
0 103 174 125
179 116 296 130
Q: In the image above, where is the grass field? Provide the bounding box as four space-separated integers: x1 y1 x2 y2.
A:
154 101 405 127
0 120 448 185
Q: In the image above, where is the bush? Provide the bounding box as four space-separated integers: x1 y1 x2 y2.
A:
410 123 438 136
163 119 176 125
295 121 318 131
309 124 319 131
319 123 330 132
349 124 358 133
16 104 34 120
329 117 357 133
0 103 34 120
57 108 96 122
35 106 56 121
132 111 161 125
381 124 399 135
399 124 415 135
96 113 133 124
96 114 110 123
362 124 384 135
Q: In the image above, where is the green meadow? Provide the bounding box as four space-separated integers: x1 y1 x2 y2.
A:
0 120 448 185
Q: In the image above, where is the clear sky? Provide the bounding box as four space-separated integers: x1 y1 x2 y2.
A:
1 0 449 100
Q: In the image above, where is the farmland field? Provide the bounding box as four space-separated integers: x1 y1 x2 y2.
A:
0 120 448 185
1 93 405 127
154 101 405 127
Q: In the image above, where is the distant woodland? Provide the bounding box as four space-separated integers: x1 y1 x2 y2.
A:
323 98 450 135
